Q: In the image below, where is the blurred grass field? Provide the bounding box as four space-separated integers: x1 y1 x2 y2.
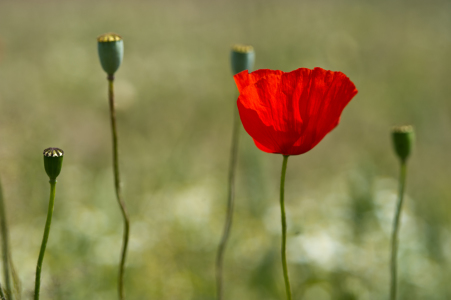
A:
0 0 451 299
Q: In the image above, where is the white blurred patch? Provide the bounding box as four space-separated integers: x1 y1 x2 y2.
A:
291 231 343 270
263 204 294 235
174 184 212 227
374 177 417 241
374 177 398 236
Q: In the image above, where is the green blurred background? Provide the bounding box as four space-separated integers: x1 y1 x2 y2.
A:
0 0 450 299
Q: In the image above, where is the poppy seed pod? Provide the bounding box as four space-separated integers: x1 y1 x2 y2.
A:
392 125 414 162
231 45 255 75
43 148 64 181
97 33 124 76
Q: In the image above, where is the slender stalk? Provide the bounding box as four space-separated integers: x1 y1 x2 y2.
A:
0 181 12 299
34 180 56 300
9 259 20 300
279 155 292 300
108 75 130 300
0 282 6 300
389 160 407 300
215 105 241 300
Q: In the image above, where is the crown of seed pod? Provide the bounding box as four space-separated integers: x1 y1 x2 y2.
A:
97 32 124 76
43 147 64 181
231 44 255 75
392 125 414 162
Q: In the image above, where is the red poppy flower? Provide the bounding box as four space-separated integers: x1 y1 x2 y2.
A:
234 67 358 155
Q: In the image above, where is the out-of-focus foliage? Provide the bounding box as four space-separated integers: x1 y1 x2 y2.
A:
0 0 450 299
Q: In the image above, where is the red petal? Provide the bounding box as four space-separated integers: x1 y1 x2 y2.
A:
234 67 358 155
237 100 299 154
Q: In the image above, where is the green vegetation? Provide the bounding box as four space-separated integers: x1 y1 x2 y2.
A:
0 0 450 299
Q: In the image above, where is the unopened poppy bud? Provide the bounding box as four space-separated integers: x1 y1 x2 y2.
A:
231 44 255 75
97 33 124 76
392 125 414 162
43 147 64 181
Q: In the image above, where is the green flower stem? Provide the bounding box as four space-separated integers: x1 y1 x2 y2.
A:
215 104 241 300
108 76 130 300
0 180 12 299
390 160 407 300
0 283 6 300
34 180 56 300
9 260 20 300
280 155 292 300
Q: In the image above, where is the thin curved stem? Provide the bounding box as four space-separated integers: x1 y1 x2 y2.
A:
0 282 6 300
9 259 20 300
279 155 292 300
34 180 56 300
390 160 407 300
215 104 240 300
108 76 130 300
0 180 12 299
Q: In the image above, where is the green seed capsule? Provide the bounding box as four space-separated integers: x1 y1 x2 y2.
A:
231 44 255 75
43 148 64 181
392 125 414 162
97 33 124 76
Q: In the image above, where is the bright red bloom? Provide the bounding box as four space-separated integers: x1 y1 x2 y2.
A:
234 67 358 155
